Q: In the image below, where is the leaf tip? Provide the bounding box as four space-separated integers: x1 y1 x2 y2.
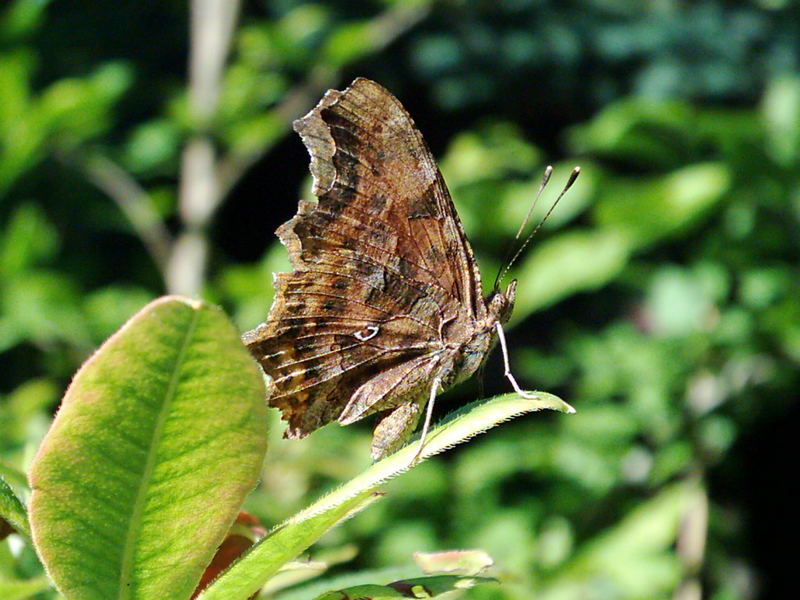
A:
163 294 206 310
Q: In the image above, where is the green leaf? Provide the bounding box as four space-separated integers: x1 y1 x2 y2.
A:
762 75 800 166
0 50 41 197
312 575 495 599
290 392 573 523
273 567 421 600
38 62 132 146
440 122 541 187
28 296 268 600
123 119 181 174
200 392 571 600
0 379 59 454
0 269 90 351
0 203 58 278
567 99 695 168
313 587 404 599
0 475 29 539
413 550 493 576
0 464 28 490
197 492 382 600
593 162 731 249
510 229 630 321
0 0 51 40
322 22 374 67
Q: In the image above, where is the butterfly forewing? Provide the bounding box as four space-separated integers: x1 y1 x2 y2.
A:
245 78 493 455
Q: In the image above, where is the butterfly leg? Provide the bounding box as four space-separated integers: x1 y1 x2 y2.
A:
495 322 537 399
410 377 442 465
476 361 486 399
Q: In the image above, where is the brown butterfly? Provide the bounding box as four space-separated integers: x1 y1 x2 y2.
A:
243 78 577 460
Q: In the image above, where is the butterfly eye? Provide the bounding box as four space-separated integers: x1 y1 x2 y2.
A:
353 325 380 341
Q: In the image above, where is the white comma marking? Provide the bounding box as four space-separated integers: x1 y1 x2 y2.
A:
354 325 380 341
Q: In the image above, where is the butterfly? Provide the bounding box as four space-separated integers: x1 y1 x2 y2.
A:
243 78 578 460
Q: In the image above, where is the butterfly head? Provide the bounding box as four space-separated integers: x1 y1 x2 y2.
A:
488 279 517 325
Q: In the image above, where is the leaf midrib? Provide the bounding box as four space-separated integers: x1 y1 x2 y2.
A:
117 309 201 600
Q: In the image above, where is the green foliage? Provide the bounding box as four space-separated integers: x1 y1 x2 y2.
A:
310 574 495 599
12 295 564 600
195 390 569 598
29 297 268 600
0 50 130 196
0 576 51 600
405 1 797 110
0 475 28 539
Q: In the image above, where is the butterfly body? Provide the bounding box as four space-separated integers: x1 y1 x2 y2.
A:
244 78 519 459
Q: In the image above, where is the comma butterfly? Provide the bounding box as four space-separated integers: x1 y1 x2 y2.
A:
243 78 577 459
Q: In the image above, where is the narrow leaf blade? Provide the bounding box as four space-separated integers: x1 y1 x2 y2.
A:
201 392 571 599
312 575 495 599
197 492 381 600
0 576 52 600
291 392 573 522
1 474 29 539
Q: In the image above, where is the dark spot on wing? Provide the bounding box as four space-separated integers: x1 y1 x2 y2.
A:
303 359 321 381
368 193 387 213
295 336 317 353
398 258 415 277
322 298 345 312
407 186 440 219
287 301 306 315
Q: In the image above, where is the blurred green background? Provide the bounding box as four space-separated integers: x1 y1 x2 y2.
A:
2 0 798 598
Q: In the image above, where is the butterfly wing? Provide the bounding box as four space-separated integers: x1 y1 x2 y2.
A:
244 78 484 438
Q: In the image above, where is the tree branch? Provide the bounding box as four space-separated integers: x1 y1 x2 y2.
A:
216 2 430 197
79 153 172 275
169 0 241 295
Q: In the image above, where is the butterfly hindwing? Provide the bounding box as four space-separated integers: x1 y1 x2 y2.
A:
245 78 502 456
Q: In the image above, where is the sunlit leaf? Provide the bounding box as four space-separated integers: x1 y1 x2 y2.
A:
511 229 630 320
200 392 571 600
593 162 731 248
29 296 268 600
197 492 383 600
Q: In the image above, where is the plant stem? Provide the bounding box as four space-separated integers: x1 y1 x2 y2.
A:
170 0 241 295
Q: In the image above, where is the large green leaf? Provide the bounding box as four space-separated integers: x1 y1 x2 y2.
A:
28 296 268 600
199 392 572 600
593 162 730 248
511 229 630 321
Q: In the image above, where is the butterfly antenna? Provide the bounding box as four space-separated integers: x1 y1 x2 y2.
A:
494 166 581 289
493 166 552 291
